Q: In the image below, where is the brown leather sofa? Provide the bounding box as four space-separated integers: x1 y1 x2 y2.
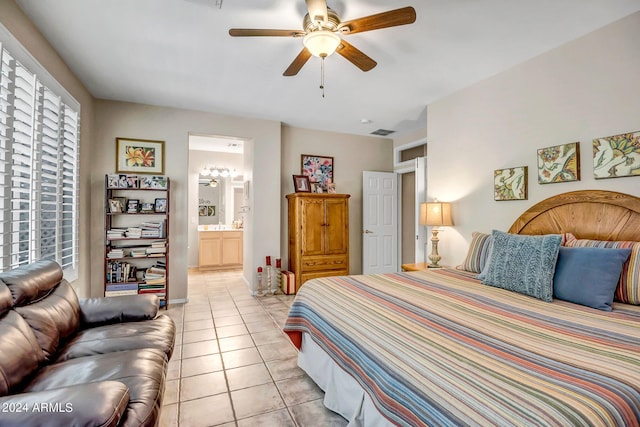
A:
0 260 176 426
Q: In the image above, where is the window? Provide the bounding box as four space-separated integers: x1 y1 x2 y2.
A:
0 40 80 279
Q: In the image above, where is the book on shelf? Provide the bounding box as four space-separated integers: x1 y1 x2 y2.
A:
107 228 126 239
105 289 138 297
106 283 139 292
129 247 148 257
107 249 125 259
125 227 142 238
106 261 137 283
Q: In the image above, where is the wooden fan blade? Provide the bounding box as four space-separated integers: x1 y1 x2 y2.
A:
283 48 312 76
305 0 328 23
229 29 304 37
338 6 416 35
336 39 377 72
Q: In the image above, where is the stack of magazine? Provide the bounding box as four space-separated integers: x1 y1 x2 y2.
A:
139 263 167 305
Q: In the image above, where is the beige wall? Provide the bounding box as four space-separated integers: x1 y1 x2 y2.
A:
280 125 394 274
428 12 640 266
0 1 95 296
93 100 281 300
393 128 428 149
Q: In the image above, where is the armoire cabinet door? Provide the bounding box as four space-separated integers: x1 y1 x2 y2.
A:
325 199 348 254
300 198 325 256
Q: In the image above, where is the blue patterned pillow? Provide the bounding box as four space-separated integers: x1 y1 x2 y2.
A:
481 230 562 302
554 246 631 311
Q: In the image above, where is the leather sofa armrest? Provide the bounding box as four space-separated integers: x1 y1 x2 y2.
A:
0 381 129 427
79 294 159 327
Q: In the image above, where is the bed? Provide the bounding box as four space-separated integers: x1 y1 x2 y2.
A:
283 190 640 426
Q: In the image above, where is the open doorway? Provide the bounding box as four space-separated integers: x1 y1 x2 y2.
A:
395 140 427 266
187 134 246 270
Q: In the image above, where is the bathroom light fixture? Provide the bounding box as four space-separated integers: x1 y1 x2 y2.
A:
201 167 238 178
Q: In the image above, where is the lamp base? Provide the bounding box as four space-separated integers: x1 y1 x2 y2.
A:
428 228 442 268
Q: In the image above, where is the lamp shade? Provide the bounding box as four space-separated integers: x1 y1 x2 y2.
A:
303 31 341 57
420 202 454 227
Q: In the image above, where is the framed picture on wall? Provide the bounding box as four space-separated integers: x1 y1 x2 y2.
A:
494 166 528 201
537 142 580 184
116 137 165 174
301 154 333 187
593 131 640 179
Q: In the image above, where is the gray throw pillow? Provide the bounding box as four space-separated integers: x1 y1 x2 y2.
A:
481 230 562 302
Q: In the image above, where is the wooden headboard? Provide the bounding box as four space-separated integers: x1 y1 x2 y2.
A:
508 190 640 241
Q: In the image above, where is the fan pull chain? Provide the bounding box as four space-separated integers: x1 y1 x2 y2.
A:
320 56 326 98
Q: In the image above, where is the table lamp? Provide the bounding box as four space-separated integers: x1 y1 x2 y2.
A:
420 202 454 268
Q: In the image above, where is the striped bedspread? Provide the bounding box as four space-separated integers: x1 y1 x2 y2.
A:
283 269 640 426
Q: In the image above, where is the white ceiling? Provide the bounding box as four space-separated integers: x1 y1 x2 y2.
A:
189 134 244 153
16 0 640 138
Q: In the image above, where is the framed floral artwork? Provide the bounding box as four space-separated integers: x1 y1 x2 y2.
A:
116 137 165 174
537 142 580 184
494 166 528 201
301 154 333 187
593 131 640 179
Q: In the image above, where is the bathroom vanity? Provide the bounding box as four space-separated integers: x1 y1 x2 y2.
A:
198 227 243 270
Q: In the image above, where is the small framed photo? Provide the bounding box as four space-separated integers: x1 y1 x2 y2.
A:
116 137 165 175
107 174 120 188
140 175 168 189
127 199 140 213
292 175 311 193
108 199 121 213
126 175 139 188
140 202 155 213
310 183 323 193
154 198 168 213
118 174 129 188
108 197 126 213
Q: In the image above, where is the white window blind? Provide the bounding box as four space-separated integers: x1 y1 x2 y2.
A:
0 41 80 277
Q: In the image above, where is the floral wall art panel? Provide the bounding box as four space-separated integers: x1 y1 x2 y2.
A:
494 166 528 201
593 131 640 179
537 142 580 184
116 137 165 174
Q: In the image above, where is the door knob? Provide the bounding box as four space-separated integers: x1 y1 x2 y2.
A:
363 229 374 234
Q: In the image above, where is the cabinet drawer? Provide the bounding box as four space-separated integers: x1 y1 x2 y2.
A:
301 255 347 272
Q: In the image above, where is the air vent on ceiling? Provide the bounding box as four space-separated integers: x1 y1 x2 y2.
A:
370 129 396 136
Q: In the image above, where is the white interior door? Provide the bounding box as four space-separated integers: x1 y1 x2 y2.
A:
362 171 398 274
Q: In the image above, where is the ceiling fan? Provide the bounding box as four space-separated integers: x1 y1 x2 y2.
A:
229 0 416 76
199 178 219 187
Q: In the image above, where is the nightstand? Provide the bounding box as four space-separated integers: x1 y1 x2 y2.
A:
401 262 446 271
401 262 428 271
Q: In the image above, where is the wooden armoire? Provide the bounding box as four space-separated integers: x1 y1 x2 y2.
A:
286 193 350 292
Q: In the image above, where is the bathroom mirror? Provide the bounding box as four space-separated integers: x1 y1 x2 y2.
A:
198 176 225 225
198 176 244 226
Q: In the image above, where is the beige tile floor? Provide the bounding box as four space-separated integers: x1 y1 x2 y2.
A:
159 269 348 427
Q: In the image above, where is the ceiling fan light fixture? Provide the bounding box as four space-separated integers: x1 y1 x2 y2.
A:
303 31 340 57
